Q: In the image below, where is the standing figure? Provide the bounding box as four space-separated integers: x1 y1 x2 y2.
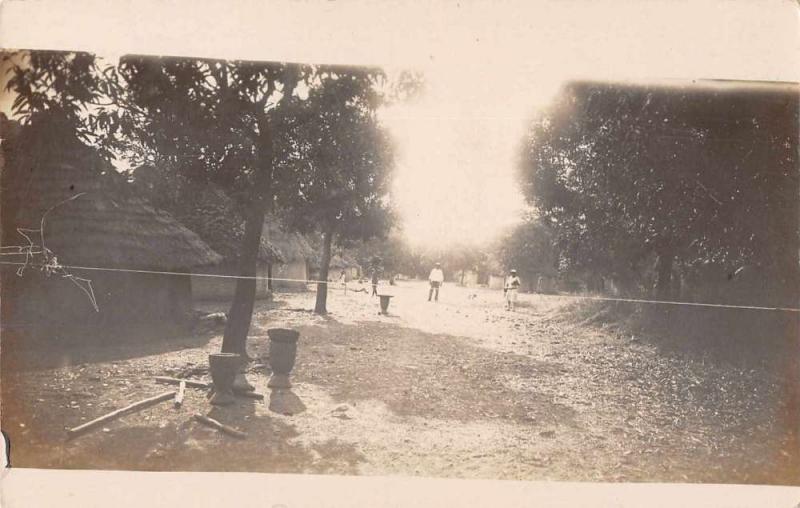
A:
428 262 444 302
339 270 347 293
371 269 379 296
504 269 521 311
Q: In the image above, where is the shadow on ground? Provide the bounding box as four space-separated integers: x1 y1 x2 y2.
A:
1 326 219 372
247 319 578 427
6 386 364 475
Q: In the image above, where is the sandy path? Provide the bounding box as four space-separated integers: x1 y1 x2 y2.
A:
2 281 796 483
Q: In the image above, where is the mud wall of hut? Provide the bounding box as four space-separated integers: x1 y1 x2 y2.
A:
272 260 308 291
1 267 194 344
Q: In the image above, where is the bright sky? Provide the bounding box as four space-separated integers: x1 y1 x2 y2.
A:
379 64 562 248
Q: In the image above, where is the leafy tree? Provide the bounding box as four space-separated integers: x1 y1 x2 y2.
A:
437 243 488 285
115 55 307 356
277 68 397 314
2 51 120 161
519 81 799 304
495 215 557 292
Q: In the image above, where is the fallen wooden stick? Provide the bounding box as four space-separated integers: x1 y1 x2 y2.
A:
155 376 210 389
193 414 247 439
174 380 186 408
67 391 176 439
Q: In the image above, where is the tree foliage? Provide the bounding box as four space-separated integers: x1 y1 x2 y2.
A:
519 81 799 303
495 215 557 291
116 56 308 202
276 68 399 313
350 231 417 277
2 51 122 161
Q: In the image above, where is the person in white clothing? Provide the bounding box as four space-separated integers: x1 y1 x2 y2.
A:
428 263 444 302
504 269 521 311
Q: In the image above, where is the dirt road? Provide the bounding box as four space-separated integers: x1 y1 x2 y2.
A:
2 281 797 483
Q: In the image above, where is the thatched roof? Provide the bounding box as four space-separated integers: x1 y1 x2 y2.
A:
126 166 316 267
263 217 314 263
131 171 284 266
2 155 222 271
174 185 283 265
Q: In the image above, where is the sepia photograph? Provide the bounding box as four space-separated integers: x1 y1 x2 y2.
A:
0 0 798 505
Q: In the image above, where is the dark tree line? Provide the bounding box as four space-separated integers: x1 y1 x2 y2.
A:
518 81 799 306
494 214 558 292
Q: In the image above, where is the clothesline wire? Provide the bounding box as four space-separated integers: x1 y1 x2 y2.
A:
1 260 798 313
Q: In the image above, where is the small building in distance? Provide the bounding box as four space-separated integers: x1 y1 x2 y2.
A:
456 269 480 287
329 253 361 282
487 274 505 290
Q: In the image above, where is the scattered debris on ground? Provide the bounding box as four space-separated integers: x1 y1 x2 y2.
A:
67 390 176 439
194 414 247 439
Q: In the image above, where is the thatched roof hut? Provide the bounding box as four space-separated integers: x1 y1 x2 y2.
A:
132 166 315 298
2 161 222 271
132 168 282 266
130 167 312 268
1 120 221 338
263 217 314 264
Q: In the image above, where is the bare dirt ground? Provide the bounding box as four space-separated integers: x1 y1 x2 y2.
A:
2 280 798 484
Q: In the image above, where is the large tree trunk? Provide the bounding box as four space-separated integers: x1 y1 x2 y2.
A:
314 226 334 314
654 247 674 300
221 197 267 357
220 112 275 357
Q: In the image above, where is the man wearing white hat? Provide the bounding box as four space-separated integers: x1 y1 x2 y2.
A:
504 269 521 311
428 262 444 302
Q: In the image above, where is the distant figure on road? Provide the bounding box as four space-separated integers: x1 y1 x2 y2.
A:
339 270 347 293
504 269 521 311
428 263 444 302
371 269 379 296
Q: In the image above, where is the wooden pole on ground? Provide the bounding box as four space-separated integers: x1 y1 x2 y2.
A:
193 414 247 439
67 391 176 439
174 380 186 408
154 376 210 389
